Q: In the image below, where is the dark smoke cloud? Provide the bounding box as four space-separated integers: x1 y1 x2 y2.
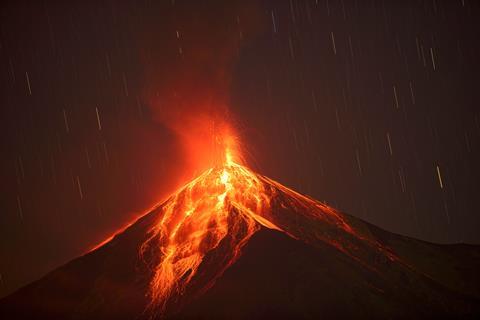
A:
139 0 261 170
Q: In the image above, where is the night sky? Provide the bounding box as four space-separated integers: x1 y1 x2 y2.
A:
1 0 479 299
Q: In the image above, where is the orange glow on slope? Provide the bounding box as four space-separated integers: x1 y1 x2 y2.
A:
137 127 399 312
65 125 397 314
140 139 283 308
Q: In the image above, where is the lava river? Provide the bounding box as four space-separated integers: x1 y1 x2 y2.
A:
138 150 398 312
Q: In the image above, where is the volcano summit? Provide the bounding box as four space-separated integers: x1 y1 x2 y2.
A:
1 153 480 319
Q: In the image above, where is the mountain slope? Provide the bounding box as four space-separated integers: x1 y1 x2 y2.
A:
174 229 480 319
1 163 479 319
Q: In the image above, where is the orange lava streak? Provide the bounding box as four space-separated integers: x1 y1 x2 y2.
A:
137 129 399 311
141 145 282 308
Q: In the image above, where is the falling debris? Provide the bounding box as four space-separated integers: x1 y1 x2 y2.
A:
16 196 24 220
76 176 83 199
386 133 393 155
85 147 92 168
271 10 277 33
122 73 129 97
25 72 31 95
436 165 444 189
62 109 69 133
330 31 337 55
393 85 399 109
430 47 436 70
355 149 362 175
409 81 415 105
95 107 102 130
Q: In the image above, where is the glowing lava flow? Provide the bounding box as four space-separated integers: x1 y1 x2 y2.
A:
140 149 282 309
138 134 399 312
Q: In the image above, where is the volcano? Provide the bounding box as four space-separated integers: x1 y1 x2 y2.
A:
1 157 480 319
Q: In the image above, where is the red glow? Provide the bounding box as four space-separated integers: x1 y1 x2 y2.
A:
90 124 399 315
